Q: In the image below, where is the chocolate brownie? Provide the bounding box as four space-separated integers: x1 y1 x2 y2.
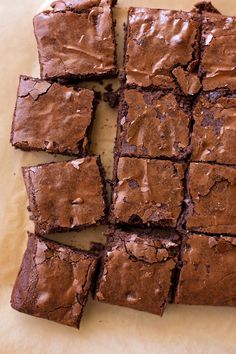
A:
193 1 221 14
110 157 185 228
11 234 98 328
11 76 95 156
96 227 179 315
191 91 236 165
175 233 236 306
200 12 236 91
117 89 191 160
33 0 117 81
125 7 201 94
22 156 107 235
186 163 236 234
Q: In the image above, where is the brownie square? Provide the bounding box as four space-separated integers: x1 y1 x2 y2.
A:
175 233 236 306
11 234 98 328
33 0 116 81
191 91 236 165
96 228 179 315
200 12 236 91
110 157 185 228
22 156 107 235
125 7 201 94
186 162 236 234
11 76 95 156
117 89 191 159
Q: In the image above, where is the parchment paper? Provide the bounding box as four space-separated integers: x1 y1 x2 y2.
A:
1 1 236 353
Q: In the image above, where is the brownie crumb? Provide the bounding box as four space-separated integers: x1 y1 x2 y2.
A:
103 84 120 108
193 1 221 14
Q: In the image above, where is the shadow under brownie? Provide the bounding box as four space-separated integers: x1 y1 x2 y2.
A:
22 156 108 235
11 234 98 328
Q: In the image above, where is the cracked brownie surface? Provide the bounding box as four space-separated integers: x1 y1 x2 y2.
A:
175 233 236 306
191 91 236 165
11 76 95 156
125 7 201 94
186 163 236 234
110 157 186 228
96 228 179 315
11 234 98 328
33 0 116 81
200 12 236 91
22 156 107 235
117 89 191 160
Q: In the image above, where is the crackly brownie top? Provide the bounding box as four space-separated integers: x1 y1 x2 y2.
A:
51 0 112 11
11 76 94 155
22 156 106 235
11 234 98 328
175 233 236 306
119 89 191 159
201 12 236 90
96 228 179 315
186 163 236 234
33 0 116 79
191 91 236 165
125 7 201 93
111 157 185 227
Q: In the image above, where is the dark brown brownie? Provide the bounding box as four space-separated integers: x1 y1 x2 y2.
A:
117 89 191 160
186 162 236 234
11 234 98 328
191 90 236 165
124 7 201 94
96 227 179 315
175 233 236 306
33 0 117 81
200 12 236 91
110 157 185 228
11 76 95 156
22 156 107 235
193 1 221 14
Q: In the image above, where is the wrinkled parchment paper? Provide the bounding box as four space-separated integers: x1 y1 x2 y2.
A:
1 0 236 353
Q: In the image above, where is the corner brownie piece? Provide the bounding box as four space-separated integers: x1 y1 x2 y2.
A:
11 234 98 328
33 0 116 81
96 228 179 315
11 76 95 156
117 89 191 159
175 233 236 306
186 163 236 234
200 12 236 90
110 157 185 228
191 91 236 165
125 7 201 94
22 156 107 235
